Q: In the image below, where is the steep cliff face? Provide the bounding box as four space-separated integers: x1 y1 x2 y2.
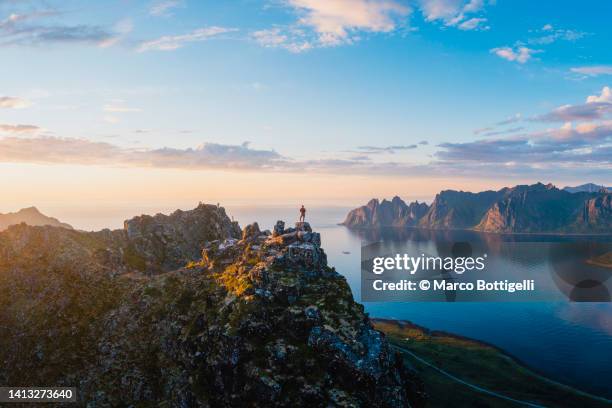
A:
418 189 504 229
474 184 605 233
576 194 612 232
0 207 424 407
0 206 73 231
343 183 612 234
124 203 241 272
341 196 429 228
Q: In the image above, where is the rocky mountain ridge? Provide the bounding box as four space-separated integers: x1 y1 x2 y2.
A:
0 205 424 407
343 183 612 234
341 196 429 229
0 203 241 276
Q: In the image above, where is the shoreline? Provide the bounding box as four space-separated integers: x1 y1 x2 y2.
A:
341 224 612 237
372 318 612 403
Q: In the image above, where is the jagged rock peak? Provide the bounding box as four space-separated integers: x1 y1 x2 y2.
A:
342 197 429 228
192 219 424 406
122 203 241 272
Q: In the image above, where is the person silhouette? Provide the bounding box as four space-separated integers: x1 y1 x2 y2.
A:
299 205 306 222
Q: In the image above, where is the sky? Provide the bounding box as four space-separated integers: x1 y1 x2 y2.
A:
0 0 611 221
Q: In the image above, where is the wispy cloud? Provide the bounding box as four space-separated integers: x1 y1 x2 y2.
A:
137 26 238 52
103 103 142 113
473 126 493 135
490 46 540 63
0 123 40 133
149 0 183 17
0 96 30 109
496 113 522 125
527 24 586 45
357 144 419 153
458 17 488 31
99 18 134 48
0 128 609 179
534 86 612 122
437 122 612 169
570 66 612 77
490 24 586 65
433 88 611 177
252 27 313 53
481 126 525 137
0 10 114 47
419 0 489 30
0 137 284 170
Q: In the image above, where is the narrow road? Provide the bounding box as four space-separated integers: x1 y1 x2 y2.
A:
390 344 546 408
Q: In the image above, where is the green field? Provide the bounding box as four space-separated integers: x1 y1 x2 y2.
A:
373 319 612 408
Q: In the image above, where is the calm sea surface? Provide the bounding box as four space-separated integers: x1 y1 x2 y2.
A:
54 204 612 398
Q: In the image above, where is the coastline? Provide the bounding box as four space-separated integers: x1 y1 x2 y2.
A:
341 224 612 237
373 318 612 406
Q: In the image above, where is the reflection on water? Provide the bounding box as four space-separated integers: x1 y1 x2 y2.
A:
359 228 612 302
320 224 612 399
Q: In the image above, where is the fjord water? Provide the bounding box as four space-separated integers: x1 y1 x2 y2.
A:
227 206 612 399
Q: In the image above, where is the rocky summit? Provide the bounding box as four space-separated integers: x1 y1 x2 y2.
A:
0 205 424 407
341 197 429 229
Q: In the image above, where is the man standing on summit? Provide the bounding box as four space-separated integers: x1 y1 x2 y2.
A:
299 204 306 222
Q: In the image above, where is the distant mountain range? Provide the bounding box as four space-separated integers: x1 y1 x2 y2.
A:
563 183 610 194
342 183 612 234
0 207 72 231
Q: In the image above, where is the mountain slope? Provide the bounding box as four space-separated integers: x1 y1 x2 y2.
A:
419 189 505 229
474 183 602 233
0 207 424 407
0 206 73 231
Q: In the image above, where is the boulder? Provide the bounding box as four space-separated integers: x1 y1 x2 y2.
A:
295 222 312 232
242 222 261 241
297 231 321 246
287 242 321 267
273 220 285 237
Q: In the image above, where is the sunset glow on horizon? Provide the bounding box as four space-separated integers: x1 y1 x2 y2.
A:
1 0 610 224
